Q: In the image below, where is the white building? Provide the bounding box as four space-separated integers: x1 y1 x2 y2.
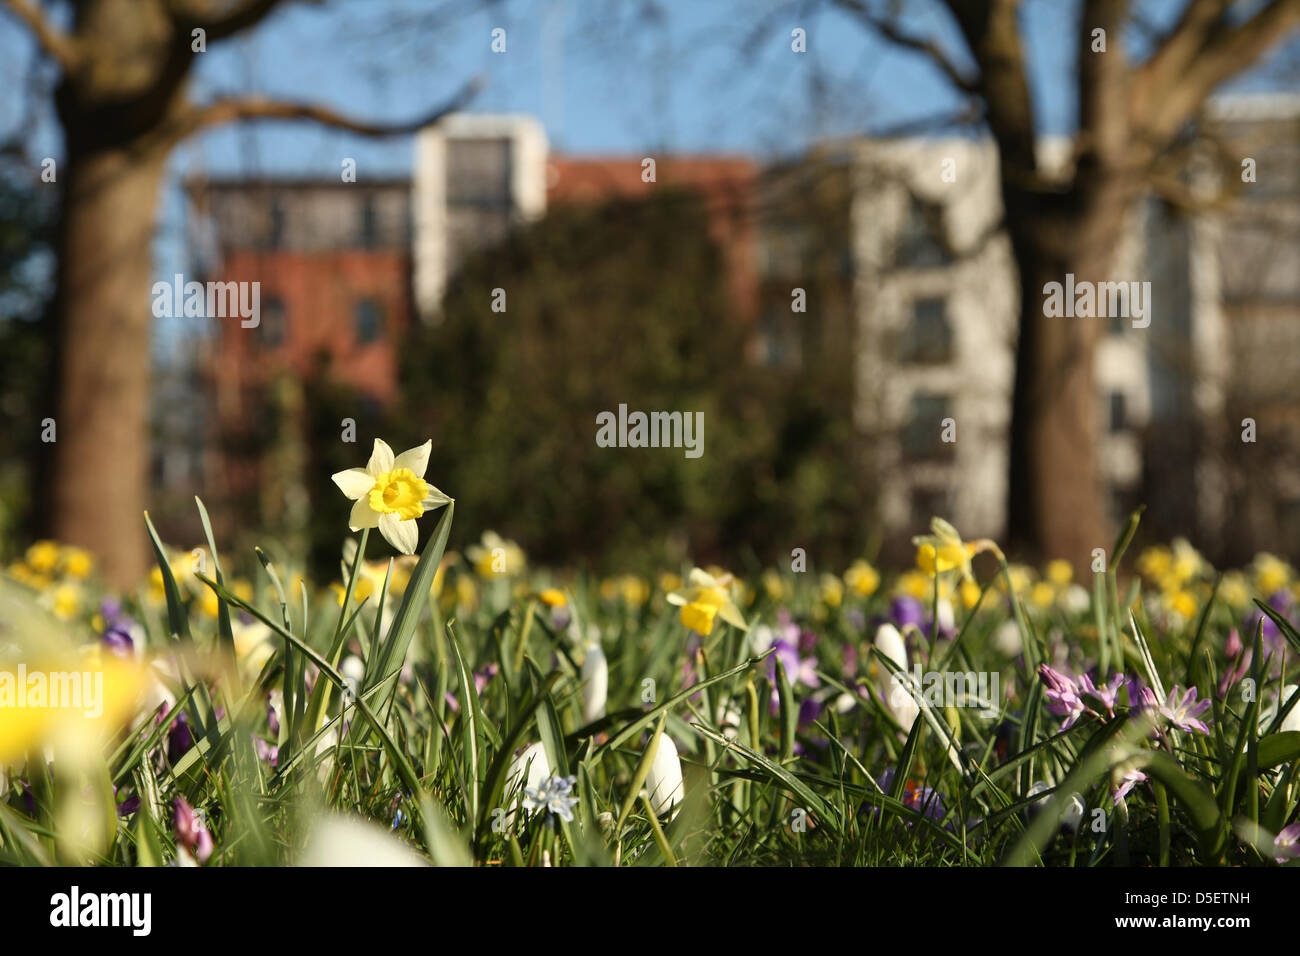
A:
848 136 1149 542
412 114 549 321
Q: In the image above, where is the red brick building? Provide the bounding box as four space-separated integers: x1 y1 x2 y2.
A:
187 133 760 520
187 178 414 507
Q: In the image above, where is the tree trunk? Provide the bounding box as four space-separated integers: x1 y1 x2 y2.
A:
1003 174 1135 572
48 141 167 587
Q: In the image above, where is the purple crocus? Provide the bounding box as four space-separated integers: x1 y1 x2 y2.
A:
876 767 947 824
253 735 278 768
1038 664 1085 730
1078 672 1124 717
1158 685 1212 735
174 797 213 863
1274 822 1300 864
165 709 193 763
765 614 820 714
1113 767 1148 804
101 624 135 659
890 596 926 631
1218 646 1252 698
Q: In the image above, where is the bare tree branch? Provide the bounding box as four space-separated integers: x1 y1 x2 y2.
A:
164 74 483 147
1134 0 1300 143
1132 0 1230 116
830 0 979 93
166 0 325 41
1 0 80 71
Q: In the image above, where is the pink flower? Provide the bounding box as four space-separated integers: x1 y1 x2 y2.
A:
174 797 213 863
1274 822 1300 864
1038 664 1085 730
1158 686 1212 735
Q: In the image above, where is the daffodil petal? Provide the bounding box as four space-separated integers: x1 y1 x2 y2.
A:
687 568 714 589
379 513 418 555
719 602 749 631
422 485 451 508
367 439 395 475
393 440 432 479
349 497 380 531
665 593 687 606
333 467 376 500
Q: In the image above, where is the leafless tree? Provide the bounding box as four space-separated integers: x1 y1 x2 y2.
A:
830 0 1300 568
1 0 478 585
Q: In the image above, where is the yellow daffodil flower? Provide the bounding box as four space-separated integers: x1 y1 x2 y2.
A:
60 546 94 580
1029 581 1056 609
658 572 683 594
1219 571 1250 608
50 584 80 620
332 439 450 555
844 560 880 597
897 570 931 601
761 569 790 602
1045 559 1073 587
666 568 748 637
1253 553 1292 595
820 574 844 608
465 531 525 577
25 540 60 574
539 588 567 607
912 517 1001 584
620 575 650 607
331 576 376 607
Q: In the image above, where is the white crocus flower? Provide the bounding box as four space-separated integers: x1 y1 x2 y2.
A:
1279 685 1300 734
992 619 1023 657
302 816 427 867
936 597 955 633
875 623 919 733
340 655 365 691
580 640 608 724
504 742 552 827
644 734 685 818
331 439 450 555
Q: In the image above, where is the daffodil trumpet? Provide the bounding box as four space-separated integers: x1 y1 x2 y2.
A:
332 439 451 556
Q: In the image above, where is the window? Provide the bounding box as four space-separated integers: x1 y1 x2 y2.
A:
902 392 954 461
355 298 384 344
445 137 514 274
896 194 950 268
360 196 378 249
446 138 512 204
266 198 285 250
259 297 285 347
900 297 953 364
1108 391 1127 433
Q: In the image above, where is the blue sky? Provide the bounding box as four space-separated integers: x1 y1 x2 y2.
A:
0 0 1295 353
3 1 1294 176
